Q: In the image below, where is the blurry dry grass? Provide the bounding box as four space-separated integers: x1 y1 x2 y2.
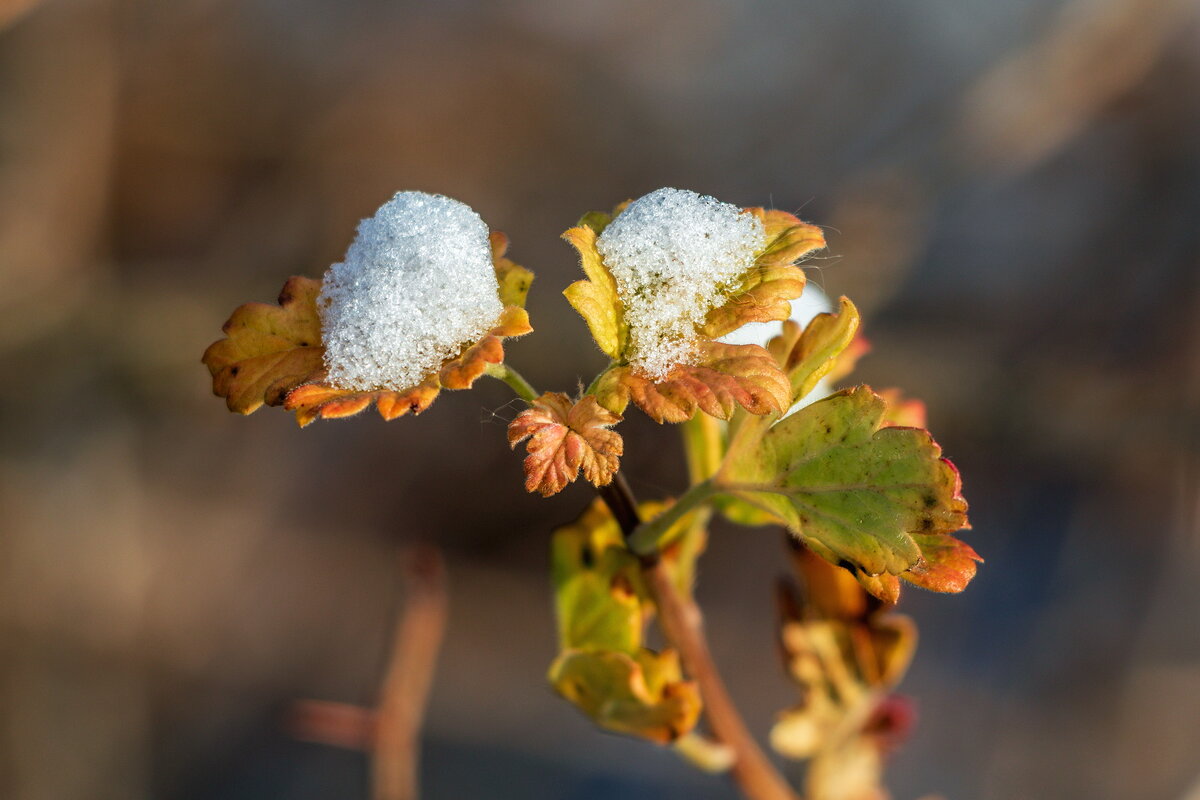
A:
1 0 1197 798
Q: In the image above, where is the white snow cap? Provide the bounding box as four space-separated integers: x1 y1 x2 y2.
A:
318 191 503 391
596 187 766 380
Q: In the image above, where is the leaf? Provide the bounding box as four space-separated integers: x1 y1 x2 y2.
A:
508 393 623 497
548 648 701 743
701 209 825 339
562 224 627 360
723 386 970 577
208 234 533 427
877 387 927 429
551 499 643 652
772 548 918 799
549 501 704 742
601 341 792 423
902 532 982 593
202 276 326 414
284 376 441 428
490 231 534 308
853 571 902 605
780 297 862 404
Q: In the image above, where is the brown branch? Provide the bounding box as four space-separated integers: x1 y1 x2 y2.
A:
372 545 448 800
289 547 448 800
599 478 801 800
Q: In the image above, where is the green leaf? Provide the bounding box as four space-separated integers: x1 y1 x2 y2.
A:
548 501 705 743
722 386 969 577
551 501 643 653
547 648 701 743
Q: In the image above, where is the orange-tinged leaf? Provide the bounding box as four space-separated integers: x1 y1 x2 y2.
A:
878 388 927 429
610 341 791 423
202 276 326 414
755 208 828 268
284 376 440 428
854 571 902 605
902 532 982 593
509 393 623 496
700 209 824 339
207 230 534 427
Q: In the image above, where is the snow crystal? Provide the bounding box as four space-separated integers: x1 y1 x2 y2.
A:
596 187 765 380
318 191 503 391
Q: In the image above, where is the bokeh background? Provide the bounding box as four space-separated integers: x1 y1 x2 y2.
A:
1 0 1198 797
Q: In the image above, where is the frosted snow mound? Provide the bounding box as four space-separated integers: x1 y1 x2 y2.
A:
596 187 765 380
318 191 502 391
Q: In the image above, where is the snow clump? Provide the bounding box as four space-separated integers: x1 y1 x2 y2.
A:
596 187 765 380
318 191 502 391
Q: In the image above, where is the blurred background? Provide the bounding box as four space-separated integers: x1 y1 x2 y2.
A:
1 0 1197 797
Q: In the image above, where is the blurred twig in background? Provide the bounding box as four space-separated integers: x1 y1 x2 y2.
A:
290 547 447 800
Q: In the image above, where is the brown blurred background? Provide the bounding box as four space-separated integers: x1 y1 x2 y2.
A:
1 0 1198 797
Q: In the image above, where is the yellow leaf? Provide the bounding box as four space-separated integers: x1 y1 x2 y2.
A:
489 231 534 308
202 276 326 415
508 393 623 497
781 297 862 403
562 224 626 360
205 232 535 427
548 648 701 743
702 209 825 339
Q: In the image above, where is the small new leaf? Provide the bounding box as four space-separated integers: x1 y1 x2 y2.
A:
779 296 861 405
509 393 623 497
722 386 970 577
202 277 325 414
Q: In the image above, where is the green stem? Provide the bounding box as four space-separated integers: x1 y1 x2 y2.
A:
627 479 719 556
484 362 539 403
583 364 615 397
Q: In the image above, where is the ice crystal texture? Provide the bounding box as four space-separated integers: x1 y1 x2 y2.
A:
318 191 502 391
596 187 765 379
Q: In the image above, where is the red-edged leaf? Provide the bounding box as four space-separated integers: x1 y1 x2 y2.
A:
902 532 982 593
601 342 791 423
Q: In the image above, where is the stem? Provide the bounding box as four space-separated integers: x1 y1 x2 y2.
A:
599 478 801 800
485 362 539 403
627 479 719 556
584 364 615 397
681 414 725 485
372 546 449 800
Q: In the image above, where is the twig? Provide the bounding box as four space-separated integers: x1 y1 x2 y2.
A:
373 546 448 800
289 547 448 800
599 478 801 800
